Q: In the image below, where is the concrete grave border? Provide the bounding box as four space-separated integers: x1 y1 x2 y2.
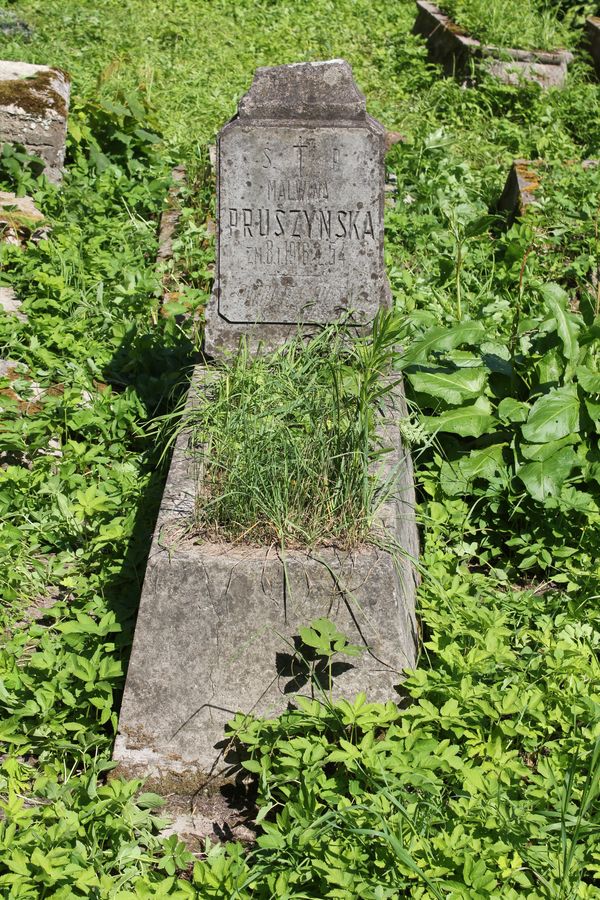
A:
114 365 420 802
413 0 574 88
586 17 600 78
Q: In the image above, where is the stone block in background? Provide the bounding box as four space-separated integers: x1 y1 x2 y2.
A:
0 61 70 183
498 158 599 220
0 190 44 244
586 17 600 78
498 159 542 217
0 11 33 41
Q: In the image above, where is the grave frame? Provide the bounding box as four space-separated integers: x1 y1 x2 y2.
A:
413 0 574 89
114 60 420 838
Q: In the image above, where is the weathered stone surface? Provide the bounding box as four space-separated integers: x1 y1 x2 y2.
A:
114 368 419 790
586 17 600 78
0 61 70 183
499 158 599 219
498 159 541 217
0 191 44 245
413 0 573 88
413 0 479 75
0 11 33 41
0 286 26 321
205 60 390 356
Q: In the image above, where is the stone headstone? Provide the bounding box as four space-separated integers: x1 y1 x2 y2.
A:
0 61 70 183
205 60 390 355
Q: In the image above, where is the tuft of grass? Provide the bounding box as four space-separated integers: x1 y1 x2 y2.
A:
182 311 406 549
440 0 576 50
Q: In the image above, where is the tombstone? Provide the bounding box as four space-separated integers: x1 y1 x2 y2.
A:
114 61 419 839
205 59 390 355
0 61 70 183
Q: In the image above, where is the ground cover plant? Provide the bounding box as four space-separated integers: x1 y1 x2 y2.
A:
0 0 599 897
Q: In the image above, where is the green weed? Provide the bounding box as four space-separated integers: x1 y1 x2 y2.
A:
181 313 406 548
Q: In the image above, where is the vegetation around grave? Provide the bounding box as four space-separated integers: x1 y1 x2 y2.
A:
0 0 599 897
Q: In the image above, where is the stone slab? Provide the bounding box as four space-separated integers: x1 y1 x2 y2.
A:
0 190 44 245
498 159 541 217
0 286 26 321
205 60 390 356
586 17 600 78
413 0 573 88
0 60 70 183
0 12 33 41
498 158 599 219
114 366 419 791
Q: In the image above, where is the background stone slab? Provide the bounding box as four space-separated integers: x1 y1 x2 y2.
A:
0 60 70 183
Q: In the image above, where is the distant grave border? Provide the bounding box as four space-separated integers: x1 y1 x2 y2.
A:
413 0 574 89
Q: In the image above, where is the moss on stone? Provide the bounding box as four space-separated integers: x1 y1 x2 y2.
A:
0 69 67 118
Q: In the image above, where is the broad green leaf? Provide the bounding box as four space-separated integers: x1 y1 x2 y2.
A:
585 397 600 425
558 485 597 513
497 397 529 423
521 386 579 443
464 214 497 238
518 446 577 502
422 400 496 437
520 436 578 462
401 321 486 366
408 367 487 405
441 444 506 495
578 366 600 394
535 348 563 387
541 283 579 363
459 444 506 479
136 792 166 809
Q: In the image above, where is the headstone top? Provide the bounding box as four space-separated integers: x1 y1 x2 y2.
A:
238 59 366 121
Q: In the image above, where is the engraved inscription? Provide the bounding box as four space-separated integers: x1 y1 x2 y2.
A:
218 126 383 324
228 207 375 240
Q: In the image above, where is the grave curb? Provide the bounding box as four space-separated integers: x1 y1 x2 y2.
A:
586 16 600 78
413 0 574 88
114 365 420 793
